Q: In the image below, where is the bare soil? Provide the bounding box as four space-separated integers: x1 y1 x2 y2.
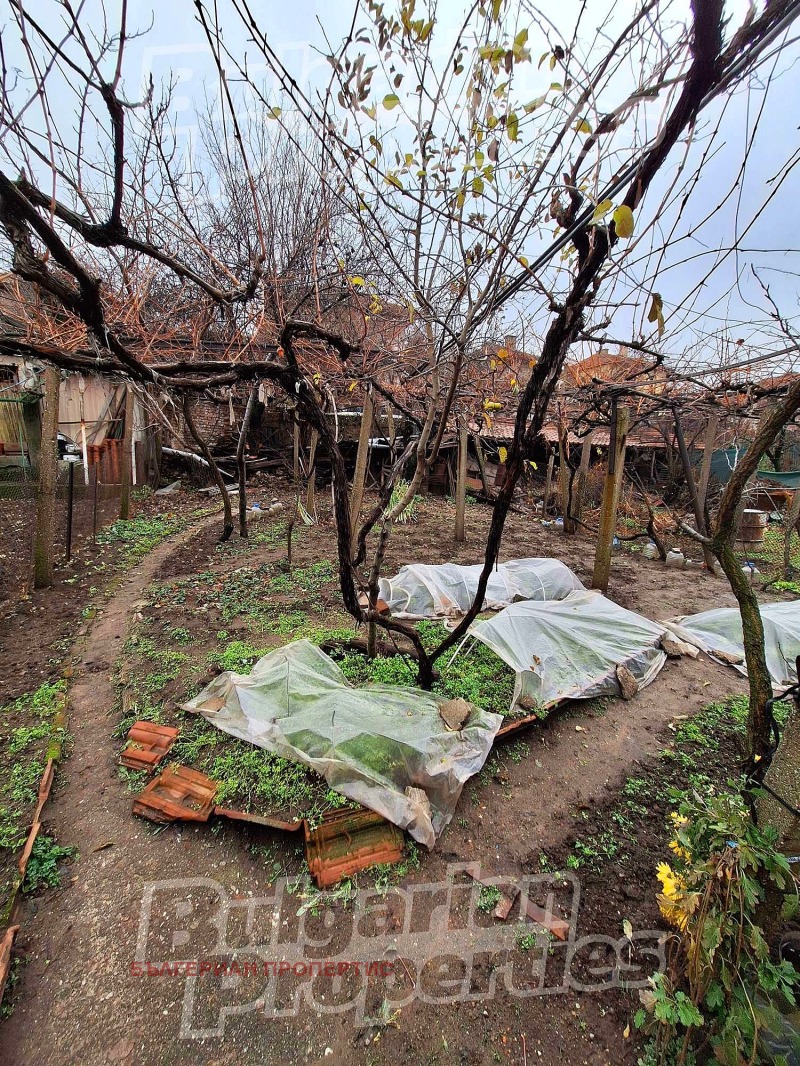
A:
0 487 790 1066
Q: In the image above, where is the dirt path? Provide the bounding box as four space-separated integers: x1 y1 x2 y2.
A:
1 513 748 1066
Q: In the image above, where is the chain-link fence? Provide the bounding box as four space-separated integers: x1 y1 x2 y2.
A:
0 460 122 606
733 503 800 587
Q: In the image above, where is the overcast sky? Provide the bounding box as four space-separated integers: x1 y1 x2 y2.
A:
3 0 800 370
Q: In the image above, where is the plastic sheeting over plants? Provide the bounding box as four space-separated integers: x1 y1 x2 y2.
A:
183 640 502 849
465 590 667 710
665 601 800 689
378 558 585 620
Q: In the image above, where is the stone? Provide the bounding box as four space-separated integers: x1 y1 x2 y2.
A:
616 664 639 700
660 636 699 659
439 697 472 731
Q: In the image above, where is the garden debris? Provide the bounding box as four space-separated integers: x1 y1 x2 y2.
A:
403 786 433 840
304 807 404 888
183 639 501 848
378 557 584 619
659 635 699 659
493 885 520 920
213 806 303 833
464 864 570 936
133 765 217 824
17 758 56 876
665 601 800 687
463 590 666 711
439 697 473 731
357 593 391 615
154 480 181 495
0 925 19 1006
615 664 639 700
120 721 180 771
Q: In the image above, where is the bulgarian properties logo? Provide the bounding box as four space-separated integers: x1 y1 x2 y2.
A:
132 866 665 1038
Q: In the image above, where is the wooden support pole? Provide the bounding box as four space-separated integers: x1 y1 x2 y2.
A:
33 365 60 588
350 389 374 556
573 430 594 527
306 428 319 516
119 385 135 520
591 404 629 593
542 450 555 517
292 411 300 484
558 427 576 534
471 431 492 497
237 387 258 538
182 395 233 541
674 408 716 572
697 412 719 525
455 422 468 542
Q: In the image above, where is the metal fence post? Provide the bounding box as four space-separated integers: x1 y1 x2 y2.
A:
92 463 98 544
65 459 75 562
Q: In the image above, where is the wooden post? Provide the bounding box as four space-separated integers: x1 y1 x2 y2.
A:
573 430 594 527
119 385 135 519
697 412 719 524
33 365 60 588
455 422 468 542
674 408 716 572
542 450 555 517
306 428 319 516
591 404 629 592
21 397 41 475
350 389 374 556
558 427 576 534
292 411 300 484
237 387 258 537
471 431 492 497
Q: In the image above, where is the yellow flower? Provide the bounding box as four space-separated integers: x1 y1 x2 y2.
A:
669 839 692 863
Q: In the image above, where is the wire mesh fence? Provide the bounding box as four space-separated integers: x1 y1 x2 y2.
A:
734 511 800 587
0 461 122 606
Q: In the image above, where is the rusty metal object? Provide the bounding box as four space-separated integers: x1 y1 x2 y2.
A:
305 807 404 888
120 721 180 771
213 806 304 833
133 765 217 824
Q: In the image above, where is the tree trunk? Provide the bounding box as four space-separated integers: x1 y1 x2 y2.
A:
119 385 135 520
236 387 258 538
706 377 800 758
455 422 468 542
591 405 629 593
350 390 374 557
674 408 716 571
182 394 233 541
33 365 59 588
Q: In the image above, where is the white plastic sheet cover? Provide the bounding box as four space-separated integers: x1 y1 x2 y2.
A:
467 590 667 710
378 557 585 619
666 601 800 689
183 639 502 848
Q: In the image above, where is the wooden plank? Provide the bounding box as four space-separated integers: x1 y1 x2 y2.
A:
591 405 629 592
